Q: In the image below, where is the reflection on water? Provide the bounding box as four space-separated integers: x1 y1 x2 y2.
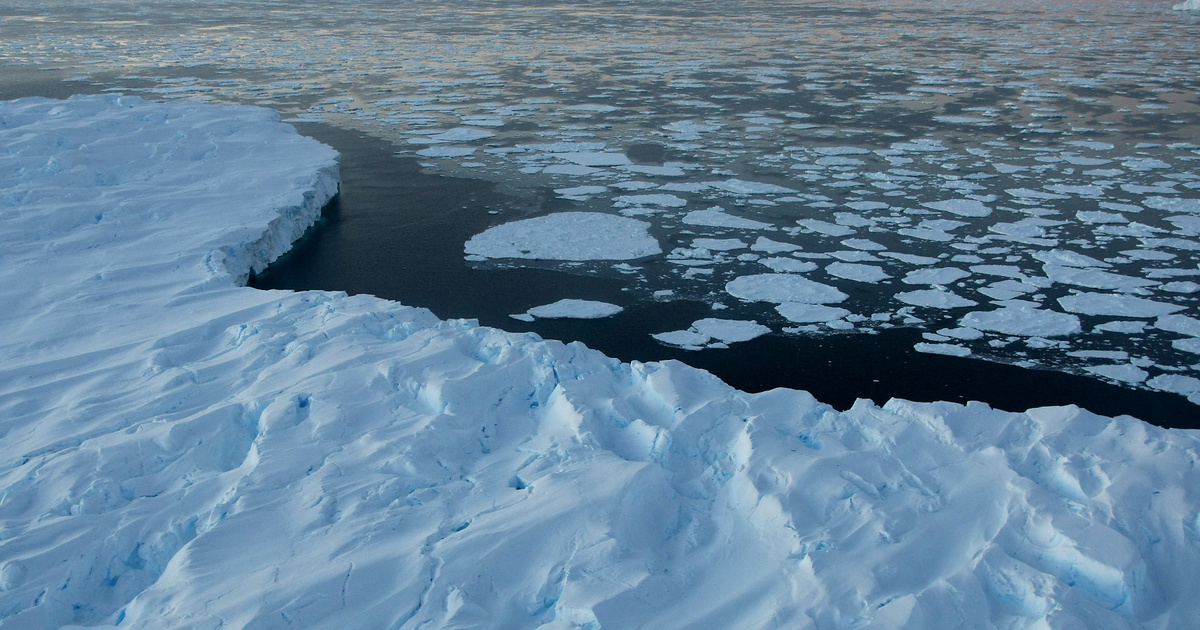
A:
3 0 1200 418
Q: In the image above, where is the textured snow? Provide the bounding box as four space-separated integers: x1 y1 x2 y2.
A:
525 299 624 319
464 212 661 261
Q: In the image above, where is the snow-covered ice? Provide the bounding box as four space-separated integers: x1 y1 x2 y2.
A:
464 212 661 261
522 299 624 320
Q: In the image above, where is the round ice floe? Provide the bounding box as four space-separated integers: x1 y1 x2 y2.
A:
921 199 991 217
895 289 977 309
726 274 848 304
1057 293 1184 318
776 303 851 323
526 299 623 319
465 212 661 261
961 306 1081 337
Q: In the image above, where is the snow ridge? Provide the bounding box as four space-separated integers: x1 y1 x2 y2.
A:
3 96 1200 629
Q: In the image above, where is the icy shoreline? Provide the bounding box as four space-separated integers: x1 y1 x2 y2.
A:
3 96 1200 628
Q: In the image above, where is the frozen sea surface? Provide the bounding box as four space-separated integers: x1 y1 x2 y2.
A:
5 95 1200 629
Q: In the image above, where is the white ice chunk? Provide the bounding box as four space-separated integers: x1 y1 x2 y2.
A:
465 212 661 260
776 303 852 323
921 199 992 217
751 237 801 253
826 262 890 282
1058 293 1184 318
691 318 771 343
1085 364 1148 384
683 207 773 230
703 179 799 194
726 273 848 304
526 299 624 319
896 289 977 309
903 267 971 285
614 193 687 207
1155 314 1200 337
915 342 973 357
430 127 495 142
962 306 1082 337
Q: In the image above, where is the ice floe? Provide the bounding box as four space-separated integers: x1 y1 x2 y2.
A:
465 212 661 261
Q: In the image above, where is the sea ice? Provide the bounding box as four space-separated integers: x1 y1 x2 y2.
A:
525 299 624 319
464 212 661 261
776 303 852 323
921 199 992 217
896 289 977 309
825 262 891 283
961 305 1082 337
1057 293 1185 318
726 273 849 304
683 206 773 230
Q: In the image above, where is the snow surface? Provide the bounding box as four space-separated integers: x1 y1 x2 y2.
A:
5 96 1200 630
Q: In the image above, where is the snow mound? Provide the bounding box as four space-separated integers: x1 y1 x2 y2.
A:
4 96 1200 630
464 212 661 261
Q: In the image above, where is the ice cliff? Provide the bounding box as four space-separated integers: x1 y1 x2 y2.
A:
2 96 1199 629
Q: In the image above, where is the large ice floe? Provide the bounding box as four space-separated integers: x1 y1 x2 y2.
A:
4 95 1200 629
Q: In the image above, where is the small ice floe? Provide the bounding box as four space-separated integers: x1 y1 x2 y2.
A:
512 299 624 321
895 289 977 309
921 199 992 217
915 342 973 357
961 304 1082 337
1057 293 1184 318
726 273 849 304
652 318 770 349
825 262 890 283
465 212 660 261
682 206 773 230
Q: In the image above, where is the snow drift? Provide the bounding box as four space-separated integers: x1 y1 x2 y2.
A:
2 96 1199 629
